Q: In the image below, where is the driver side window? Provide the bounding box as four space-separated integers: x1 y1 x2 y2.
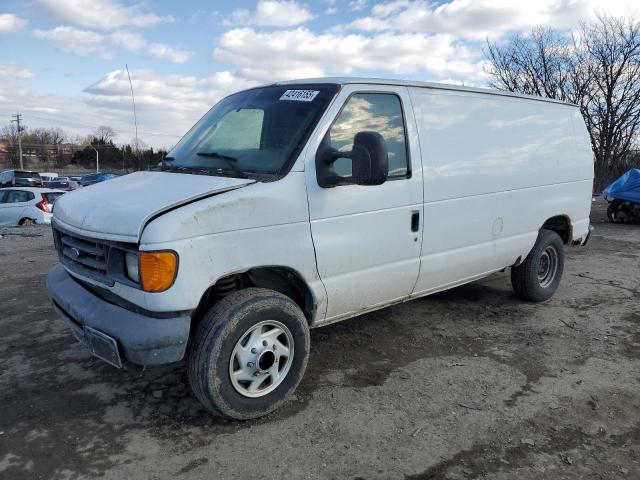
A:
325 93 409 180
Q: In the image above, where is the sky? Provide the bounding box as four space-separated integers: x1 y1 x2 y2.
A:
0 0 637 148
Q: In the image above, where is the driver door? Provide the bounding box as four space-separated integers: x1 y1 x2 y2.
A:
305 85 423 323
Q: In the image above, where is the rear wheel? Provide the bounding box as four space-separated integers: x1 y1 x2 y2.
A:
188 288 310 420
607 201 623 223
511 229 564 302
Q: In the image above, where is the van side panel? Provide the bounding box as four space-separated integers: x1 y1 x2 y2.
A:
409 87 593 295
569 107 595 240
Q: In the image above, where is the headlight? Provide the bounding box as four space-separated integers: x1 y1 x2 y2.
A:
138 251 178 292
125 252 139 283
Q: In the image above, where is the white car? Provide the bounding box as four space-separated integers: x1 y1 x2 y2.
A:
39 172 59 182
0 187 66 226
46 78 593 420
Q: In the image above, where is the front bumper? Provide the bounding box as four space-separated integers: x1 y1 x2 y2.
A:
46 264 191 366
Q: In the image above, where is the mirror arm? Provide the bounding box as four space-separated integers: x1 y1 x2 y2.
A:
322 148 352 165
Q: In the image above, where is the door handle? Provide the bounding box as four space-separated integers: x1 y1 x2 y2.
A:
411 211 420 232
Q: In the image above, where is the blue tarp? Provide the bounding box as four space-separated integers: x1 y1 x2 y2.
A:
602 169 640 203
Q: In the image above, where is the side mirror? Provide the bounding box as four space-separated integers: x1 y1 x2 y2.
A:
351 131 388 186
316 131 388 187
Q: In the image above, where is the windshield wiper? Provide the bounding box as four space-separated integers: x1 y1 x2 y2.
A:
196 151 238 162
160 156 175 171
160 165 226 177
196 151 248 179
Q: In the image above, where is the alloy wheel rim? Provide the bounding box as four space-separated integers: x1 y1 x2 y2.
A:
537 246 558 288
229 320 294 398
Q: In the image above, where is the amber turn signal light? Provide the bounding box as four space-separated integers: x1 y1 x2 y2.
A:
139 251 178 292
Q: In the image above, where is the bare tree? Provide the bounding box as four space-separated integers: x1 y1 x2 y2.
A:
94 126 116 144
581 15 640 188
484 14 640 190
30 128 54 167
47 127 67 168
0 123 23 168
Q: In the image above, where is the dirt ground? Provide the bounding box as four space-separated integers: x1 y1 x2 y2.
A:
0 198 638 480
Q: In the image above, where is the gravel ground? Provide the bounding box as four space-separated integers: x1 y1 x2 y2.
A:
0 198 639 480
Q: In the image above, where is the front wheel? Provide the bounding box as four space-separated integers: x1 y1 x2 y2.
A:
511 229 565 302
188 288 310 420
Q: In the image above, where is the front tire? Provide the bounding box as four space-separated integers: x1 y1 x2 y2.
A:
188 288 310 420
511 229 565 302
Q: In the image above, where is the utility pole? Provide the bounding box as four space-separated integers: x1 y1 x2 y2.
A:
10 112 23 169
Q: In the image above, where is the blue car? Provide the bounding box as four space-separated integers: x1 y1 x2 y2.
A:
602 169 640 223
79 172 121 187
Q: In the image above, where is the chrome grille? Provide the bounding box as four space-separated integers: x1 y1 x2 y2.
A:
54 228 111 284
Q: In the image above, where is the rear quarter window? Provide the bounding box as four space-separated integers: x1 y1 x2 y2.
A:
4 190 34 203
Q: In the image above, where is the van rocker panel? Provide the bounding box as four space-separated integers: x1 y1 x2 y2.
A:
46 264 191 366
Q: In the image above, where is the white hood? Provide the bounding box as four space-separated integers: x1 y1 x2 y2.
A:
53 171 255 242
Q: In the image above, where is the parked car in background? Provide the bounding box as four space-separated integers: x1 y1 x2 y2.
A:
40 172 59 182
0 170 44 188
43 179 79 191
79 172 121 187
0 187 65 225
69 176 82 183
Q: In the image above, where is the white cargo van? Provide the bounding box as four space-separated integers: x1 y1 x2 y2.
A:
47 78 593 419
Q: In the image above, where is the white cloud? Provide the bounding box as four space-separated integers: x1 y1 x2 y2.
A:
340 0 639 40
0 13 27 32
0 69 257 148
84 69 254 115
225 8 252 26
349 0 368 11
34 27 191 64
148 43 193 64
34 26 111 58
110 30 147 52
214 27 480 83
82 69 257 143
37 0 174 31
0 63 34 79
225 0 313 27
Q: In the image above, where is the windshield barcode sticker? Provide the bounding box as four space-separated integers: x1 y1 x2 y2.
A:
280 90 319 102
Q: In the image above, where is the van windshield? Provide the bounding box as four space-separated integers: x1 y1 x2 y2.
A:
165 84 338 179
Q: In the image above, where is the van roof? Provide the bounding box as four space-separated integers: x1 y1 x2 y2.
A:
271 77 575 107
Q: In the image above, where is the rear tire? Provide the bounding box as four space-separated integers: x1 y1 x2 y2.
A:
607 201 623 223
188 288 310 420
511 229 564 302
